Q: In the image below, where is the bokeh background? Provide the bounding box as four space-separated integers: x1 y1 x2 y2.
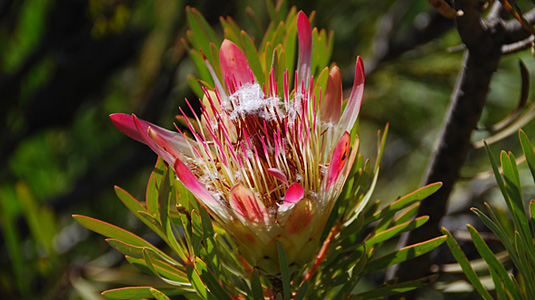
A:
1 0 534 299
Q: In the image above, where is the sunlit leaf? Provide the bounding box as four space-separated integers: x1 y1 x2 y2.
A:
367 182 442 223
365 216 429 247
442 228 493 300
101 286 185 299
150 287 172 300
363 235 447 274
194 257 233 300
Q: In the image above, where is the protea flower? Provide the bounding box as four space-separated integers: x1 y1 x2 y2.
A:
110 11 364 275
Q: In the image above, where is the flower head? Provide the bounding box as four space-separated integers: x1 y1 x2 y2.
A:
111 11 364 274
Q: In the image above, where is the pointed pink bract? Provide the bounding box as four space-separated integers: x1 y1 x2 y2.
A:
268 168 288 184
283 183 305 206
219 39 254 88
229 184 270 224
339 57 365 132
297 11 312 88
321 66 342 123
173 159 222 213
325 131 351 190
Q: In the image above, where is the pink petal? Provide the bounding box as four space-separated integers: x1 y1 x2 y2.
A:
325 131 351 190
320 66 342 123
267 168 288 184
110 113 193 161
219 39 254 88
173 159 224 215
297 11 312 88
283 183 305 206
131 115 176 165
339 57 365 132
110 113 146 144
229 184 270 224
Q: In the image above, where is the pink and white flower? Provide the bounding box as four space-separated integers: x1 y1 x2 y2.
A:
110 11 364 274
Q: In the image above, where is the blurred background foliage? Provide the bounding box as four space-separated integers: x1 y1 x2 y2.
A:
1 0 534 299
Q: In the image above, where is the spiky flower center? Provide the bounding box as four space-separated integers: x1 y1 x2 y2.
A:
179 72 327 215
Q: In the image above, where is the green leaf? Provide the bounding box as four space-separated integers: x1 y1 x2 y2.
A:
191 210 203 256
365 216 429 248
74 215 153 249
392 203 420 226
221 16 242 46
147 158 167 223
73 215 179 270
353 274 437 299
102 286 184 299
127 255 189 287
471 207 521 270
187 264 208 299
241 31 264 85
186 6 218 57
489 267 507 300
442 228 493 300
150 288 172 300
277 242 291 300
250 269 264 300
294 280 309 300
187 75 205 99
106 238 145 258
141 248 188 282
194 257 233 300
484 142 509 201
189 49 213 87
467 225 521 299
519 129 535 183
363 235 447 274
367 183 442 223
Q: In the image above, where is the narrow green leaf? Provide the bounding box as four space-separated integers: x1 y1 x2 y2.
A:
484 142 509 200
277 242 291 300
353 275 437 299
221 16 242 46
519 129 535 183
186 7 217 56
266 0 280 24
363 235 447 274
489 267 507 300
392 203 420 226
102 286 184 299
200 207 214 239
74 215 152 248
127 255 189 287
194 257 233 300
368 182 442 223
467 225 521 299
73 215 176 265
191 210 203 255
106 238 145 258
187 75 205 99
241 31 264 84
472 207 521 269
442 228 493 300
150 288 172 300
147 158 167 220
187 264 208 299
189 49 213 87
294 280 309 300
365 216 429 248
251 269 264 300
